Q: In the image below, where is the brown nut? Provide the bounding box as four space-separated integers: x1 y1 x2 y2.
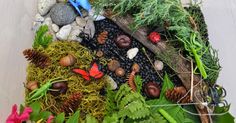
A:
115 68 125 77
50 82 68 96
115 35 132 48
59 54 76 67
26 81 38 91
132 63 140 73
96 50 104 58
143 82 161 98
108 60 120 72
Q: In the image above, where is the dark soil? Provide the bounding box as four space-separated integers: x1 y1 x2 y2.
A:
80 19 183 90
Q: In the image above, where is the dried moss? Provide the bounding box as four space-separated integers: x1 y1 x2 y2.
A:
25 41 108 121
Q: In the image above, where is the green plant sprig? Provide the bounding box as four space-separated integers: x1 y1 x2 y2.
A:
33 25 53 49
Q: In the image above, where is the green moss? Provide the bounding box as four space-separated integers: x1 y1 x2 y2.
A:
26 41 109 121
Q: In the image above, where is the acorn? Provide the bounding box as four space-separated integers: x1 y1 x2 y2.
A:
59 54 76 67
143 82 161 98
108 60 120 72
115 35 132 48
50 82 68 96
131 63 140 73
26 81 38 91
115 67 125 77
96 50 104 58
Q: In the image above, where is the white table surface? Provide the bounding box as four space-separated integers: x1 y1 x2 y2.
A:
0 0 235 122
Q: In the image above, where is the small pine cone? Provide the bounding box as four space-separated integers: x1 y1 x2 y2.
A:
97 31 108 44
23 49 50 68
61 92 83 115
165 86 191 103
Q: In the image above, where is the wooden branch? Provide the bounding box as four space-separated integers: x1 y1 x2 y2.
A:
106 14 211 123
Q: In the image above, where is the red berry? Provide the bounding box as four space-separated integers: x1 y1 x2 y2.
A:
148 32 161 43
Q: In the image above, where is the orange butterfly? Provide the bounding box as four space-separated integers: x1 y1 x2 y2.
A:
72 63 104 81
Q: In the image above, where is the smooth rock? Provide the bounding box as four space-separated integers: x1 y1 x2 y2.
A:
35 13 44 22
84 17 95 37
89 8 106 21
154 60 164 71
52 24 59 32
38 0 56 16
56 25 72 40
127 48 139 59
106 76 118 90
76 17 87 27
43 17 52 26
50 3 77 26
68 26 83 42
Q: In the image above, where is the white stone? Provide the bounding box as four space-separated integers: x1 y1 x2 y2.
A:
43 17 52 26
38 0 56 16
76 17 87 27
154 60 164 71
35 13 44 22
89 8 106 21
68 26 83 42
127 48 139 60
51 24 59 32
84 17 95 38
56 25 72 40
106 76 118 90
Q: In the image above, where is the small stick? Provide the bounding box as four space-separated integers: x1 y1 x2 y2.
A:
142 48 163 80
190 60 194 101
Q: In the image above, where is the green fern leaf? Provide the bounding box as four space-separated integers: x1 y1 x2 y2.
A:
33 25 52 49
134 75 143 94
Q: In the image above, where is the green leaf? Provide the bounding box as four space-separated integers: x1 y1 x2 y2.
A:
85 114 98 123
29 101 41 121
213 112 234 123
33 25 52 49
213 105 234 123
103 114 119 123
134 75 143 94
160 73 174 99
55 113 65 123
66 110 80 123
38 111 51 120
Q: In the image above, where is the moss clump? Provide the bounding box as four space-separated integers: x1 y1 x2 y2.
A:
26 41 108 121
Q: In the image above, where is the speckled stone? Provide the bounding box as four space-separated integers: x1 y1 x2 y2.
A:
50 3 77 26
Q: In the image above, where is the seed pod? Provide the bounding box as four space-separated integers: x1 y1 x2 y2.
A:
96 50 104 58
59 54 76 67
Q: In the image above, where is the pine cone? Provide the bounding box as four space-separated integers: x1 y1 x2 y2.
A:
61 92 83 115
165 86 191 103
23 49 50 68
97 31 108 44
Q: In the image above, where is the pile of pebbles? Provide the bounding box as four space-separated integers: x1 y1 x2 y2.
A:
33 0 102 42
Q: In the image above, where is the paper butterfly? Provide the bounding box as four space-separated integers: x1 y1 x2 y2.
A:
69 0 91 16
72 62 104 81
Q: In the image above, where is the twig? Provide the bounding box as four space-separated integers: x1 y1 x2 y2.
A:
142 48 163 80
190 60 194 101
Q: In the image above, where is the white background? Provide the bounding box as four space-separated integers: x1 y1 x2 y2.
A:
0 0 235 122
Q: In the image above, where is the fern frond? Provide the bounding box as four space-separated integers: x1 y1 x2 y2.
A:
119 93 143 108
134 75 143 94
115 84 131 103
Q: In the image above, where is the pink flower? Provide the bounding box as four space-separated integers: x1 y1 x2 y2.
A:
6 104 32 123
46 115 54 123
